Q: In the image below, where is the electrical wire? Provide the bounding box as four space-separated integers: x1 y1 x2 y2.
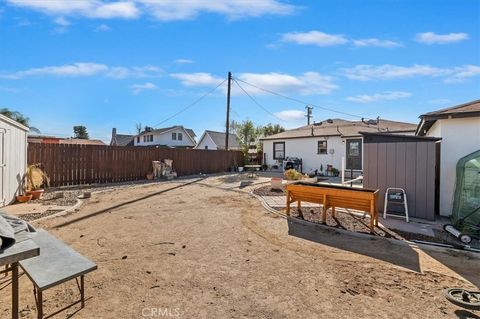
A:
152 78 227 128
233 77 365 119
232 78 287 122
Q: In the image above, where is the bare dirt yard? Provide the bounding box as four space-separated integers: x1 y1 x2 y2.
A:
1 175 479 319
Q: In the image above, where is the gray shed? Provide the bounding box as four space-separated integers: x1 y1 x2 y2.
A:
361 132 441 221
0 114 29 206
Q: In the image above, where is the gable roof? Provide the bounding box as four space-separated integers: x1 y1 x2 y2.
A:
137 125 196 145
416 99 480 135
199 130 241 149
261 118 417 140
139 125 196 139
112 134 134 146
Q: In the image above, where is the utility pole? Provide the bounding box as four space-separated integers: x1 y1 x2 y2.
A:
225 72 232 150
305 106 313 125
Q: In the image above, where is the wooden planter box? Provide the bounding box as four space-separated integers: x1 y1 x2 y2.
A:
286 182 379 232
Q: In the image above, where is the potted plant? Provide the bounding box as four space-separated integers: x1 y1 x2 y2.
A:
25 164 49 200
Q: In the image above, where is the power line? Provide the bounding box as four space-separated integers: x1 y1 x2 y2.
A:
233 77 365 120
232 78 287 122
152 78 227 128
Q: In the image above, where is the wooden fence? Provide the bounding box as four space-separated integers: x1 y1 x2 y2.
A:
28 143 244 187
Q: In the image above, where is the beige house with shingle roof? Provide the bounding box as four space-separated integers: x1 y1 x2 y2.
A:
261 118 417 175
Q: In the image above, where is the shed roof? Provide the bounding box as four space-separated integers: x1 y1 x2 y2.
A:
0 114 29 131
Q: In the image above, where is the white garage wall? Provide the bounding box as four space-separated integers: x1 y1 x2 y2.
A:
426 117 480 216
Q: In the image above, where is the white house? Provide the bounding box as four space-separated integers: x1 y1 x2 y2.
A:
0 114 29 206
195 130 241 150
416 99 480 217
134 126 196 148
261 118 416 175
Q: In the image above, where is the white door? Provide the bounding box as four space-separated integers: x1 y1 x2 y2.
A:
0 129 5 206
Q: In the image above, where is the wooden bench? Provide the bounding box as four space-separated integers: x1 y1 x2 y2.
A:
19 230 97 319
286 182 379 232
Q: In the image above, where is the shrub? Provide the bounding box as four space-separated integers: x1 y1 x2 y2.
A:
283 169 303 180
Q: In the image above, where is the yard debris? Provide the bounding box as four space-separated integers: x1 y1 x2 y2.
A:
152 159 177 180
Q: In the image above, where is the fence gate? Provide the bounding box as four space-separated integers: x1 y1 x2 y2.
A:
0 128 5 206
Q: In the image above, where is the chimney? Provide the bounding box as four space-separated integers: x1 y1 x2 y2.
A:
111 128 117 146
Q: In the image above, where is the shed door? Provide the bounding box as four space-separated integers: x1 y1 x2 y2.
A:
0 129 5 206
346 139 362 170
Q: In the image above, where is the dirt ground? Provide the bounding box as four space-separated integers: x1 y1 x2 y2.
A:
1 176 479 319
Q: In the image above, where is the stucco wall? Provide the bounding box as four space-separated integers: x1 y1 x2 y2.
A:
195 134 218 150
262 136 352 174
134 128 195 147
426 117 480 216
0 117 28 206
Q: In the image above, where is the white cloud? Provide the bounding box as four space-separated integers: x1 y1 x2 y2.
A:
7 0 139 19
0 62 163 79
170 73 224 86
281 30 348 47
274 110 305 121
6 0 296 21
342 64 448 81
174 59 194 64
171 71 338 96
444 65 480 83
352 38 402 48
137 0 297 21
130 82 158 94
346 91 411 103
237 72 338 95
415 32 469 44
95 24 111 31
342 64 480 83
53 16 70 26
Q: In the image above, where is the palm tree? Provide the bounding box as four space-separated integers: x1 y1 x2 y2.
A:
0 108 40 133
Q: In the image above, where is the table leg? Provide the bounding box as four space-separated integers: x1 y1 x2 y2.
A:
11 262 19 319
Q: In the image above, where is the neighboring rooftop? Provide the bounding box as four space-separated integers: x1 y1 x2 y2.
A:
110 128 134 146
61 138 106 146
261 118 417 140
139 125 196 140
202 130 241 149
417 99 480 135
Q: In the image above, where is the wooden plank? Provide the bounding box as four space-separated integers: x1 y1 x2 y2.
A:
405 142 417 217
415 142 428 220
425 142 436 220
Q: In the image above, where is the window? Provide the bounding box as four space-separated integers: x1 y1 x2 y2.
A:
172 132 177 140
317 141 327 154
178 133 183 141
143 135 153 142
273 142 285 160
137 136 140 143
149 135 153 142
204 145 208 150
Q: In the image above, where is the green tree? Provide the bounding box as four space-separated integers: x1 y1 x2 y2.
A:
234 120 261 159
261 123 285 137
73 126 89 139
0 108 40 133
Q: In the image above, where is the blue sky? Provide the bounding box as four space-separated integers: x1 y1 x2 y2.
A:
0 0 479 142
